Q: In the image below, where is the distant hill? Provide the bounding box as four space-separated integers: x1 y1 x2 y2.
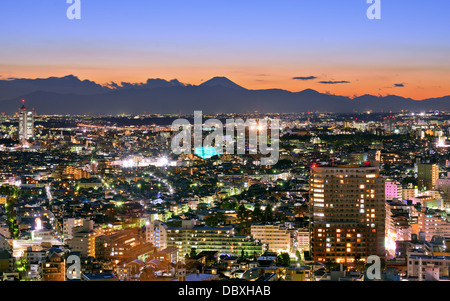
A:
199 76 246 90
0 75 449 114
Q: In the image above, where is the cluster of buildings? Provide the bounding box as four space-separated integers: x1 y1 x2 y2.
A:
0 107 449 281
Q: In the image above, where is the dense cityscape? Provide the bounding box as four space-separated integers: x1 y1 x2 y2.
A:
0 103 449 282
1 2 449 294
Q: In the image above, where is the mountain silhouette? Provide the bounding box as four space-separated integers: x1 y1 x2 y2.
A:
0 75 449 114
199 76 246 90
0 75 109 100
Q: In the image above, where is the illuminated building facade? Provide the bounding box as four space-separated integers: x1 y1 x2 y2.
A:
385 200 417 255
407 255 450 280
195 147 218 159
63 217 85 242
310 164 385 263
385 180 402 201
95 229 155 262
148 220 263 259
418 163 439 191
67 220 96 258
18 101 35 142
146 220 167 251
296 229 310 251
402 184 418 201
436 173 450 196
418 209 450 241
42 253 66 281
251 224 291 253
62 166 91 180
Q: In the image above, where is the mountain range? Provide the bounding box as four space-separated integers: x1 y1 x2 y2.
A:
0 75 449 115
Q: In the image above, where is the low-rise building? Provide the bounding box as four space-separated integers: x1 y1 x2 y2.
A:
251 223 291 253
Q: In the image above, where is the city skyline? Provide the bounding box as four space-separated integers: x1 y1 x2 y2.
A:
1 0 450 287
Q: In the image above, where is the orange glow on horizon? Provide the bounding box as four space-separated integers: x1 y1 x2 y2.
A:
1 64 449 101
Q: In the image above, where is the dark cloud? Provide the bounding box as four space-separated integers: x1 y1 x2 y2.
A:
319 80 350 84
394 83 405 87
106 82 120 89
292 76 318 81
108 78 187 90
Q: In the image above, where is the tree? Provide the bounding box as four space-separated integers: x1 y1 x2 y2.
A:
295 250 303 266
220 198 238 210
237 204 248 224
264 204 273 222
205 212 225 227
189 247 198 259
324 259 339 272
253 203 263 222
354 254 365 272
276 253 291 267
240 249 245 261
2 186 20 239
16 258 29 275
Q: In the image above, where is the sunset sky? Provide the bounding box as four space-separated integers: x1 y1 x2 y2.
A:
0 0 449 99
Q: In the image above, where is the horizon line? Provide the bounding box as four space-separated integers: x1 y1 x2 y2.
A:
1 74 449 102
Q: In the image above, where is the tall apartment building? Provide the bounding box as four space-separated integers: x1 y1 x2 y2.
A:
18 101 35 143
67 220 96 258
146 220 167 251
251 224 291 253
418 163 439 191
385 200 417 254
310 164 386 263
147 220 263 259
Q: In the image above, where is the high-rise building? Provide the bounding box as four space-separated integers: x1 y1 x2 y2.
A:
383 116 396 133
18 100 35 142
310 164 386 263
418 163 439 191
